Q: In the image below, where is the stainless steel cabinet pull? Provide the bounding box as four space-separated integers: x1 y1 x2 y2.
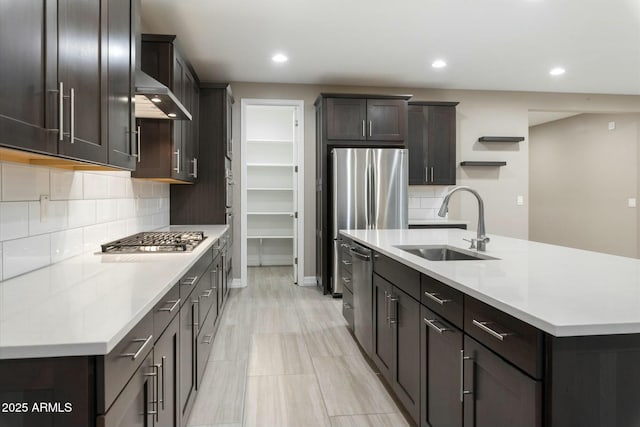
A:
190 158 198 178
424 291 451 305
137 125 141 162
472 319 510 341
342 277 351 284
181 276 198 286
430 167 434 182
369 120 373 136
423 318 451 334
384 290 389 323
120 335 153 360
149 363 160 421
460 350 473 402
340 242 350 248
389 295 399 324
58 82 64 141
343 302 352 310
203 334 214 344
69 88 75 144
173 149 181 173
158 299 181 312
160 357 166 410
201 289 213 298
362 120 365 137
425 167 429 182
341 259 352 266
349 248 371 261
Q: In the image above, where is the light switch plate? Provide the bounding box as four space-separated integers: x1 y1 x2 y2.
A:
629 198 636 208
516 195 524 206
609 121 616 130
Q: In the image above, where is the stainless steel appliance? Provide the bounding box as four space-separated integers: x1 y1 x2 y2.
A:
350 241 373 354
101 231 206 253
331 148 408 294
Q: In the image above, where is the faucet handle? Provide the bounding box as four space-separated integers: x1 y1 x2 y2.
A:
463 238 477 249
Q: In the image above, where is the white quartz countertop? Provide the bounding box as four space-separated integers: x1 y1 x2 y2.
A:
408 218 469 226
341 228 640 337
0 225 228 359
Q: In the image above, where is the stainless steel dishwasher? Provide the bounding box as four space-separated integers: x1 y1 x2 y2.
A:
350 242 373 355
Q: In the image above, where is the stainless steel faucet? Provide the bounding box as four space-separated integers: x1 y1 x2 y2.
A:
438 186 490 251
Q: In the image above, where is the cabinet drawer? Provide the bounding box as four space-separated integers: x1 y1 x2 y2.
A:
179 247 213 306
97 310 154 413
464 296 544 379
421 274 463 329
153 282 180 340
342 286 354 331
195 260 216 328
373 252 420 301
196 307 217 388
340 245 352 274
340 267 353 293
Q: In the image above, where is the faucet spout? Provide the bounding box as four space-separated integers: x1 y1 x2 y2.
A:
438 186 490 251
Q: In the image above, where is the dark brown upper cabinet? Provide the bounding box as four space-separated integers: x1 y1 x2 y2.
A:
0 0 138 170
408 101 458 186
133 34 199 183
323 94 410 144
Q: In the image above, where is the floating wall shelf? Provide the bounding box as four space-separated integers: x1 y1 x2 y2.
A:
460 161 507 167
478 136 524 143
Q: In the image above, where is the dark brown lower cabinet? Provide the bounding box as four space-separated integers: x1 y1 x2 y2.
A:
420 306 463 427
372 273 420 424
154 315 179 427
97 351 155 427
179 295 198 424
463 336 541 427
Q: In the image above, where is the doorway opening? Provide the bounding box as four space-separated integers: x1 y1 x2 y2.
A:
241 99 304 286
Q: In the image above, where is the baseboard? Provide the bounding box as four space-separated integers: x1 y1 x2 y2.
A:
230 278 245 288
301 276 317 287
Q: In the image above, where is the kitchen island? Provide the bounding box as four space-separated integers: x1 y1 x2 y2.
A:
0 224 230 427
341 228 640 427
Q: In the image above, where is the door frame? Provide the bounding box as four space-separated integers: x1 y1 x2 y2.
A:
240 98 305 286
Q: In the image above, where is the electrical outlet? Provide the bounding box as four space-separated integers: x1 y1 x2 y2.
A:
516 195 524 206
40 195 50 221
608 121 616 130
629 198 636 208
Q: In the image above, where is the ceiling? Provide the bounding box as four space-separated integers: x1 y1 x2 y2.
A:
141 0 640 95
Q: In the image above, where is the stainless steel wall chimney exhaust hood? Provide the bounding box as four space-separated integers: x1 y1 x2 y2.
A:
135 69 192 120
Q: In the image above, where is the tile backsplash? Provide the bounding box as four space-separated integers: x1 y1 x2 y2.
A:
0 162 170 280
408 186 451 220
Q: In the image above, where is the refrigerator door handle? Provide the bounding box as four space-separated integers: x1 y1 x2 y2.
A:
365 161 371 228
370 158 376 228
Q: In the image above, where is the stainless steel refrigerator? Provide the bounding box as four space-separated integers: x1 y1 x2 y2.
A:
331 148 408 294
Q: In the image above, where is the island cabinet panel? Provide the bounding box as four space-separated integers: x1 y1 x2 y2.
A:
372 273 394 380
420 306 463 427
546 334 640 427
0 357 95 427
463 336 542 427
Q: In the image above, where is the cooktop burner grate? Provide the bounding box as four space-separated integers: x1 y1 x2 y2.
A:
101 231 206 253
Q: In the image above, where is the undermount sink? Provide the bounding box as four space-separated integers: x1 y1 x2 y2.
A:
395 245 499 261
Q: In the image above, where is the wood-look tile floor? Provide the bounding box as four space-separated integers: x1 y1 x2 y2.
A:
187 266 410 427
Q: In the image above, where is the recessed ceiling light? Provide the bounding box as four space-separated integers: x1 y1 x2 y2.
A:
432 59 447 69
151 97 162 103
168 113 177 118
549 67 566 76
272 53 288 63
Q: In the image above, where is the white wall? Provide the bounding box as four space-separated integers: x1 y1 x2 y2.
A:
228 81 640 279
0 163 170 280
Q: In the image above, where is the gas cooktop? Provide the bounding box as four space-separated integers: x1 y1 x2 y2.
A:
101 231 206 253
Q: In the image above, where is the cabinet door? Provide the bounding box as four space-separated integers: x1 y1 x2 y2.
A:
57 0 108 164
366 99 406 142
391 287 421 424
463 336 541 427
183 71 197 181
408 105 428 185
155 315 179 427
372 274 393 381
171 54 186 180
326 98 366 141
179 299 197 424
420 306 463 427
107 0 136 170
97 352 154 427
427 106 456 185
0 0 57 155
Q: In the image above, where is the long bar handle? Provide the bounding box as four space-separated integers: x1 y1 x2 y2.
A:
160 357 166 410
369 120 372 136
460 350 473 402
69 88 75 144
430 167 434 182
120 335 153 360
137 125 141 163
341 259 352 266
362 120 365 137
201 289 213 298
145 364 159 420
472 319 510 341
58 82 64 141
203 334 214 344
389 295 398 324
158 298 181 313
424 291 451 305
384 290 389 324
423 317 451 334
173 149 181 173
192 158 198 178
181 276 198 286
